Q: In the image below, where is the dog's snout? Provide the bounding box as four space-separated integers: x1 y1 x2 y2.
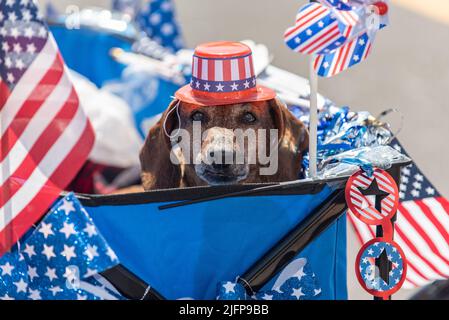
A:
208 149 235 171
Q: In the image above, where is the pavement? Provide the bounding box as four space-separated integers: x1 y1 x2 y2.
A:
42 0 449 300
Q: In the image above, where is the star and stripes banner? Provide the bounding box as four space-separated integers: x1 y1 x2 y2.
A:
349 138 449 289
0 193 123 300
0 0 95 256
284 0 389 77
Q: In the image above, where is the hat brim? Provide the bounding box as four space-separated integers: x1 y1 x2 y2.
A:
174 84 277 106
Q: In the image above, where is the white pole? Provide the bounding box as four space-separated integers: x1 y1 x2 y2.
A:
309 55 318 179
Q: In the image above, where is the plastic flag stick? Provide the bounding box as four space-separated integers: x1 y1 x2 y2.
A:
309 55 319 178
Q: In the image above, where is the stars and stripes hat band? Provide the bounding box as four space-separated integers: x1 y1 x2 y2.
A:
175 41 276 106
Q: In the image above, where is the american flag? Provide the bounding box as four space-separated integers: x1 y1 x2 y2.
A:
0 0 94 256
349 138 449 289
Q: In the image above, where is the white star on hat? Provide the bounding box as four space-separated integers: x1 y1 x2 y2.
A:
216 83 224 91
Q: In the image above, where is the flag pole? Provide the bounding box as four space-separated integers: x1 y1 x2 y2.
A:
309 55 318 179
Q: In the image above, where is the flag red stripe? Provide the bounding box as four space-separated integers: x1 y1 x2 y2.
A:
0 80 10 107
285 6 326 38
0 88 78 208
0 122 94 256
395 226 447 278
223 60 231 82
208 59 215 82
338 40 354 73
416 199 449 244
436 196 449 211
399 204 449 265
0 56 63 161
303 25 339 54
238 58 246 81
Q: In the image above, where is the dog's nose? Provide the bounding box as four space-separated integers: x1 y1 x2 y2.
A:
208 150 235 171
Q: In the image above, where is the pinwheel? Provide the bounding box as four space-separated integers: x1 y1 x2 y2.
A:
284 0 389 77
282 0 389 178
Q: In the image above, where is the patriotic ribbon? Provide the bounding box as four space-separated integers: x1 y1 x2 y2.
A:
284 0 389 77
345 168 407 298
217 258 321 300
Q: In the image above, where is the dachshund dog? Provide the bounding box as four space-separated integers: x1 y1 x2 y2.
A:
140 98 309 190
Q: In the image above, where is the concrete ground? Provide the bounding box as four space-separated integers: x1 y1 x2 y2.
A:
40 0 449 299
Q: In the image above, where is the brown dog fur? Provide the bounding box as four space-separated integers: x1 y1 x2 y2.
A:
140 98 308 190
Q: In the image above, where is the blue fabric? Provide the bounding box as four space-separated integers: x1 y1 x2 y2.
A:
260 214 347 300
50 25 132 87
85 186 348 300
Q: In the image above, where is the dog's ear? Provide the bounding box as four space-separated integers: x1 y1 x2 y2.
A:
268 98 309 179
140 99 182 190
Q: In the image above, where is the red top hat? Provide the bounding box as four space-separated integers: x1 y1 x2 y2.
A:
175 41 276 106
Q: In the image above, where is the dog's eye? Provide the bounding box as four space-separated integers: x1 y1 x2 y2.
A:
191 111 205 122
242 112 257 124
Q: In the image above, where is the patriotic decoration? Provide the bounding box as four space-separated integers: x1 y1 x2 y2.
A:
284 0 389 77
191 53 256 93
175 42 276 106
217 258 321 300
0 193 123 300
345 168 399 225
0 0 95 256
356 238 406 298
135 0 184 53
350 139 449 289
346 168 406 298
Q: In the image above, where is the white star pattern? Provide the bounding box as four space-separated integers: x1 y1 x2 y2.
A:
412 181 422 190
13 278 28 293
61 244 77 262
426 187 435 195
28 289 41 300
83 223 97 237
291 288 305 299
243 81 250 89
216 83 224 92
45 267 58 282
42 244 56 260
59 199 75 215
223 281 236 293
59 222 76 239
38 222 54 239
203 83 210 91
1 262 14 276
84 245 99 261
230 82 239 91
28 266 38 281
49 286 62 296
106 247 118 261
